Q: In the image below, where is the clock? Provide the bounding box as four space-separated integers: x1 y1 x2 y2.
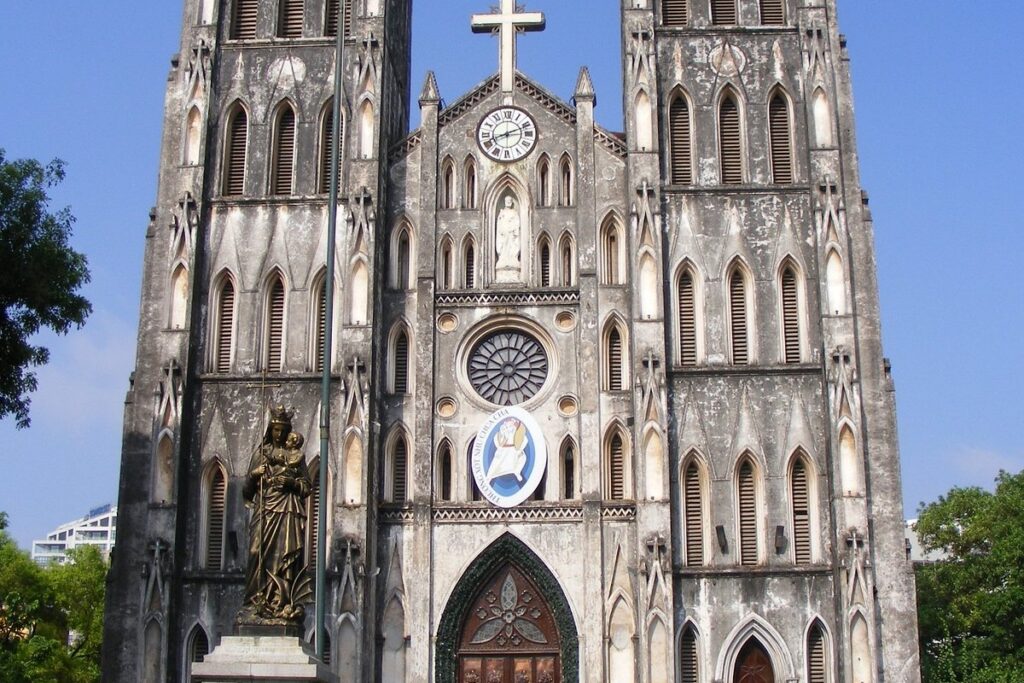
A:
477 107 537 162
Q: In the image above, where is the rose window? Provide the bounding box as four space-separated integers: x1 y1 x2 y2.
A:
468 330 548 406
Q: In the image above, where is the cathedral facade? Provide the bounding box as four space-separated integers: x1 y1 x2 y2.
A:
102 1 921 682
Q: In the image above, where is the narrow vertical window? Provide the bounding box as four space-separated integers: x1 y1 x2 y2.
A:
606 325 624 391
663 0 689 27
738 459 759 566
792 457 812 564
394 229 411 290
464 159 477 209
278 0 303 38
781 265 801 363
272 105 296 195
559 156 574 206
729 268 749 365
189 626 210 666
679 626 699 683
602 217 622 284
538 157 551 207
769 93 794 184
683 461 704 566
559 238 574 286
184 107 202 165
205 465 227 570
391 437 408 503
464 242 476 288
438 443 453 501
314 278 327 372
392 329 409 394
678 268 697 367
760 0 785 25
826 250 847 315
223 107 248 196
440 240 453 290
608 432 626 500
711 0 737 25
265 276 286 372
669 94 693 184
232 0 258 40
807 622 828 683
719 93 743 184
215 279 235 373
319 106 342 195
561 441 576 499
539 240 552 287
441 160 455 209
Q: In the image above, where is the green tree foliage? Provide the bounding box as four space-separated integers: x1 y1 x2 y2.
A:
915 470 1024 682
0 148 91 429
0 530 106 682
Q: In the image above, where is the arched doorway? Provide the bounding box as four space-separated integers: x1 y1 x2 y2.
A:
734 638 774 683
437 534 579 683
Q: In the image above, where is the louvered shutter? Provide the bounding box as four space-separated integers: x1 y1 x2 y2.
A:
711 0 737 25
315 280 327 372
266 278 285 372
663 0 688 27
392 439 407 503
609 433 625 500
678 270 697 366
464 245 476 288
224 110 248 196
792 459 812 564
273 107 296 195
730 270 749 365
396 233 410 289
232 0 258 40
191 628 210 663
563 445 575 499
205 469 226 570
540 243 552 286
393 332 409 393
670 96 693 184
279 0 303 38
465 164 477 209
719 96 743 184
561 161 573 206
309 470 321 563
607 327 624 391
760 0 785 25
782 267 800 363
739 461 758 566
324 0 351 37
216 281 235 373
440 446 452 501
807 625 827 683
605 230 619 284
684 462 704 566
770 95 793 184
561 243 573 286
680 627 699 683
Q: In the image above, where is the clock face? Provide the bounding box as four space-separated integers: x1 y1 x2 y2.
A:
477 107 538 162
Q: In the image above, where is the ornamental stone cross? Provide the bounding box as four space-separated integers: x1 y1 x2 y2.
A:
472 0 546 93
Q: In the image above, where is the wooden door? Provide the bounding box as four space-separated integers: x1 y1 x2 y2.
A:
734 640 774 683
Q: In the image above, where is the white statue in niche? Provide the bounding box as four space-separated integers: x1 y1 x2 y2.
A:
495 195 522 282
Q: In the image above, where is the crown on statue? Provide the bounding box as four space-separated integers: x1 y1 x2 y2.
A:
269 405 295 425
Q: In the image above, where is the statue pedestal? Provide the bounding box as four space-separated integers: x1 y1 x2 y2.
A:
191 636 338 683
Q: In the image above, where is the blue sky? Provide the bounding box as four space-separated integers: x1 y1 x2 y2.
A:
0 1 1020 547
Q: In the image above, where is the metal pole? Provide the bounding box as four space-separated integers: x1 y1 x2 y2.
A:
317 0 346 662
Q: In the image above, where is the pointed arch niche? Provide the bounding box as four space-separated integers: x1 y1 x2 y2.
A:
436 533 580 683
483 174 531 285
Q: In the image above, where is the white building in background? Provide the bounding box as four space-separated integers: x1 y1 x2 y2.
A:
905 518 947 563
31 504 117 566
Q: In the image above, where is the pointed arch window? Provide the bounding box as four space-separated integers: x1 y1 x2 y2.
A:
601 215 624 285
559 155 574 206
441 159 456 209
387 435 408 503
537 156 552 207
729 266 751 365
214 278 235 374
719 92 743 184
769 93 794 184
791 456 812 564
204 463 227 570
738 458 760 566
561 439 577 499
606 429 628 500
807 622 829 683
464 240 477 288
319 105 343 195
313 276 328 372
188 625 210 668
679 625 699 683
559 236 575 287
390 327 410 394
358 100 374 159
325 0 352 38
265 275 286 372
781 264 802 363
663 0 689 27
184 107 202 165
711 0 737 25
170 264 189 329
223 106 248 196
635 90 654 151
604 322 626 391
760 0 785 25
278 0 303 38
539 237 552 287
439 239 454 290
826 250 847 315
232 0 258 39
813 88 834 148
669 93 693 184
677 267 697 367
464 158 478 209
437 442 453 501
392 225 412 290
272 104 297 195
683 459 705 566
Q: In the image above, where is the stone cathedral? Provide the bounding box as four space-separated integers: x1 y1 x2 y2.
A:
102 0 922 681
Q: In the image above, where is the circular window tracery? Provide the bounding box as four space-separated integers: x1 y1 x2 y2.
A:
468 330 549 406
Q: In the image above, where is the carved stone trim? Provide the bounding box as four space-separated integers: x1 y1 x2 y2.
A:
378 505 414 524
600 504 637 521
433 504 583 524
439 75 502 126
387 130 423 163
436 289 580 307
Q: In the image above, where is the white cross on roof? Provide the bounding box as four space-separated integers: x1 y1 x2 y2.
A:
471 0 546 94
